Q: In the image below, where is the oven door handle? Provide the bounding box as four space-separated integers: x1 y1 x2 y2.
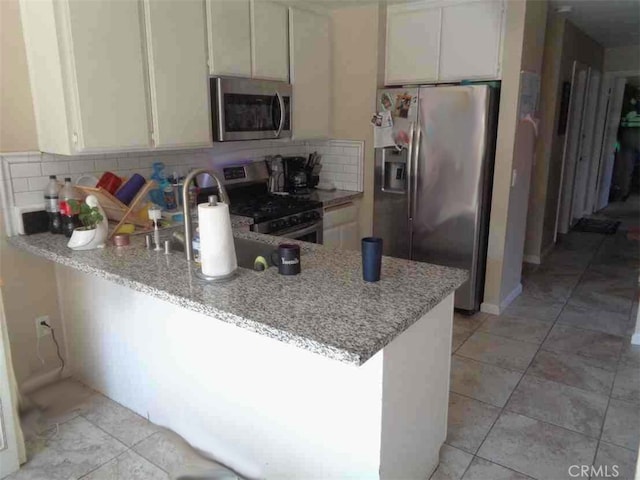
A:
274 91 285 138
276 221 322 238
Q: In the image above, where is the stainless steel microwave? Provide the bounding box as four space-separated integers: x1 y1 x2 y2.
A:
210 77 292 142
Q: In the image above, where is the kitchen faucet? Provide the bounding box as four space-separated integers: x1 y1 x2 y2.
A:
182 168 230 261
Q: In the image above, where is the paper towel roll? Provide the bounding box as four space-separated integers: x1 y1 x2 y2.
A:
197 201 237 278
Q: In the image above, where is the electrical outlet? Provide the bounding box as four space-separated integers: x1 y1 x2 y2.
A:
35 315 51 338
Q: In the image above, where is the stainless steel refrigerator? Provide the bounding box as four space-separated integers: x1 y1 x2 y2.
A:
373 84 499 312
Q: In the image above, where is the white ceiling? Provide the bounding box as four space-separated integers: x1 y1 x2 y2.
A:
550 0 640 48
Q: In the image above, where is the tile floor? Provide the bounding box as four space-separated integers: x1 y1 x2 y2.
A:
434 197 640 480
5 379 239 480
6 201 639 480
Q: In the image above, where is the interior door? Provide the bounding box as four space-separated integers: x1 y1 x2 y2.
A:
571 69 601 222
0 289 22 478
596 77 627 210
556 62 588 237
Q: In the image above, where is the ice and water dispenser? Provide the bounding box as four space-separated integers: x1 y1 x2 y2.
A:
380 147 407 194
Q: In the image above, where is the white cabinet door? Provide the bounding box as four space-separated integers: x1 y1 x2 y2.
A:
289 7 330 139
385 4 441 85
207 0 251 77
251 0 289 81
323 226 341 249
439 1 504 81
341 221 359 251
143 0 211 148
66 0 151 151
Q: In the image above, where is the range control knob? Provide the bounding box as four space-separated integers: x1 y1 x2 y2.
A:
289 216 300 226
310 211 321 220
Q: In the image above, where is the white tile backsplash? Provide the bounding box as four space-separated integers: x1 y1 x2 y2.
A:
1 139 363 216
10 162 41 178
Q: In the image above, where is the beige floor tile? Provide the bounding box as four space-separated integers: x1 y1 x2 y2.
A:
27 378 96 426
133 429 238 479
505 375 608 437
6 416 126 480
454 312 486 332
446 393 501 454
612 364 640 404
557 303 632 337
452 323 474 353
429 444 473 480
542 324 624 371
619 341 640 368
502 294 565 323
461 457 532 480
477 411 598 480
449 356 522 408
602 399 640 451
527 350 615 395
456 332 538 372
521 272 578 303
82 394 159 447
478 315 552 344
592 441 639 480
81 450 169 480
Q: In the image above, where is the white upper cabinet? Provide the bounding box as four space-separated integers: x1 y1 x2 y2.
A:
385 5 441 85
439 1 504 81
21 0 151 154
289 7 330 139
20 0 212 155
207 0 252 77
143 0 211 147
384 0 505 85
206 0 289 81
251 1 289 81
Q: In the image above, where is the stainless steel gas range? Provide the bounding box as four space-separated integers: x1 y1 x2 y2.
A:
200 161 323 244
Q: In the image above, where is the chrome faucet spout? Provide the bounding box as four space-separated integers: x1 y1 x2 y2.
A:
182 169 230 261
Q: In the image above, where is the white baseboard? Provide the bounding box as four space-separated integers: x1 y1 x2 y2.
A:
632 333 640 346
523 254 541 265
480 302 500 315
19 366 72 396
480 283 523 316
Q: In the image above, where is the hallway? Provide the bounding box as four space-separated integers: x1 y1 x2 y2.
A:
435 197 640 479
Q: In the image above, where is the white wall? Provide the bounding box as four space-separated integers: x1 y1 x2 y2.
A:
604 45 640 73
330 5 380 238
482 0 548 313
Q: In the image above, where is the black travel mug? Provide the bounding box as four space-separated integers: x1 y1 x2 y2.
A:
362 237 383 282
271 243 301 275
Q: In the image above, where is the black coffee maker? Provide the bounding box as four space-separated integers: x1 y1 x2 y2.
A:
283 156 320 194
283 157 308 194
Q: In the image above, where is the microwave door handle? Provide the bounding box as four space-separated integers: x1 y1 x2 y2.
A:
275 91 285 138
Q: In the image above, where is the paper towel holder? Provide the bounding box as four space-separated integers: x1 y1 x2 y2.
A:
193 193 237 283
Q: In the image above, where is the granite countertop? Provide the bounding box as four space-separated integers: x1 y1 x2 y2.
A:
309 189 363 208
9 227 467 366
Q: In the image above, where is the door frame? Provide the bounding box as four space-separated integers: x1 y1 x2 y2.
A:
571 69 600 221
554 61 590 240
590 71 634 211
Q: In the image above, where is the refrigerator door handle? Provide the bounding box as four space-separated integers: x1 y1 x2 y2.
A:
412 126 421 219
406 122 415 217
406 122 415 258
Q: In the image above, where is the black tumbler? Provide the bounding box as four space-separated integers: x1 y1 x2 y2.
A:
362 237 383 282
271 243 301 275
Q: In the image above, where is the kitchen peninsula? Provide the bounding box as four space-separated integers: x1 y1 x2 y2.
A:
10 228 466 479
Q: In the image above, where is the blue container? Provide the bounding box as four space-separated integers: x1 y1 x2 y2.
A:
115 173 146 206
362 237 383 282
